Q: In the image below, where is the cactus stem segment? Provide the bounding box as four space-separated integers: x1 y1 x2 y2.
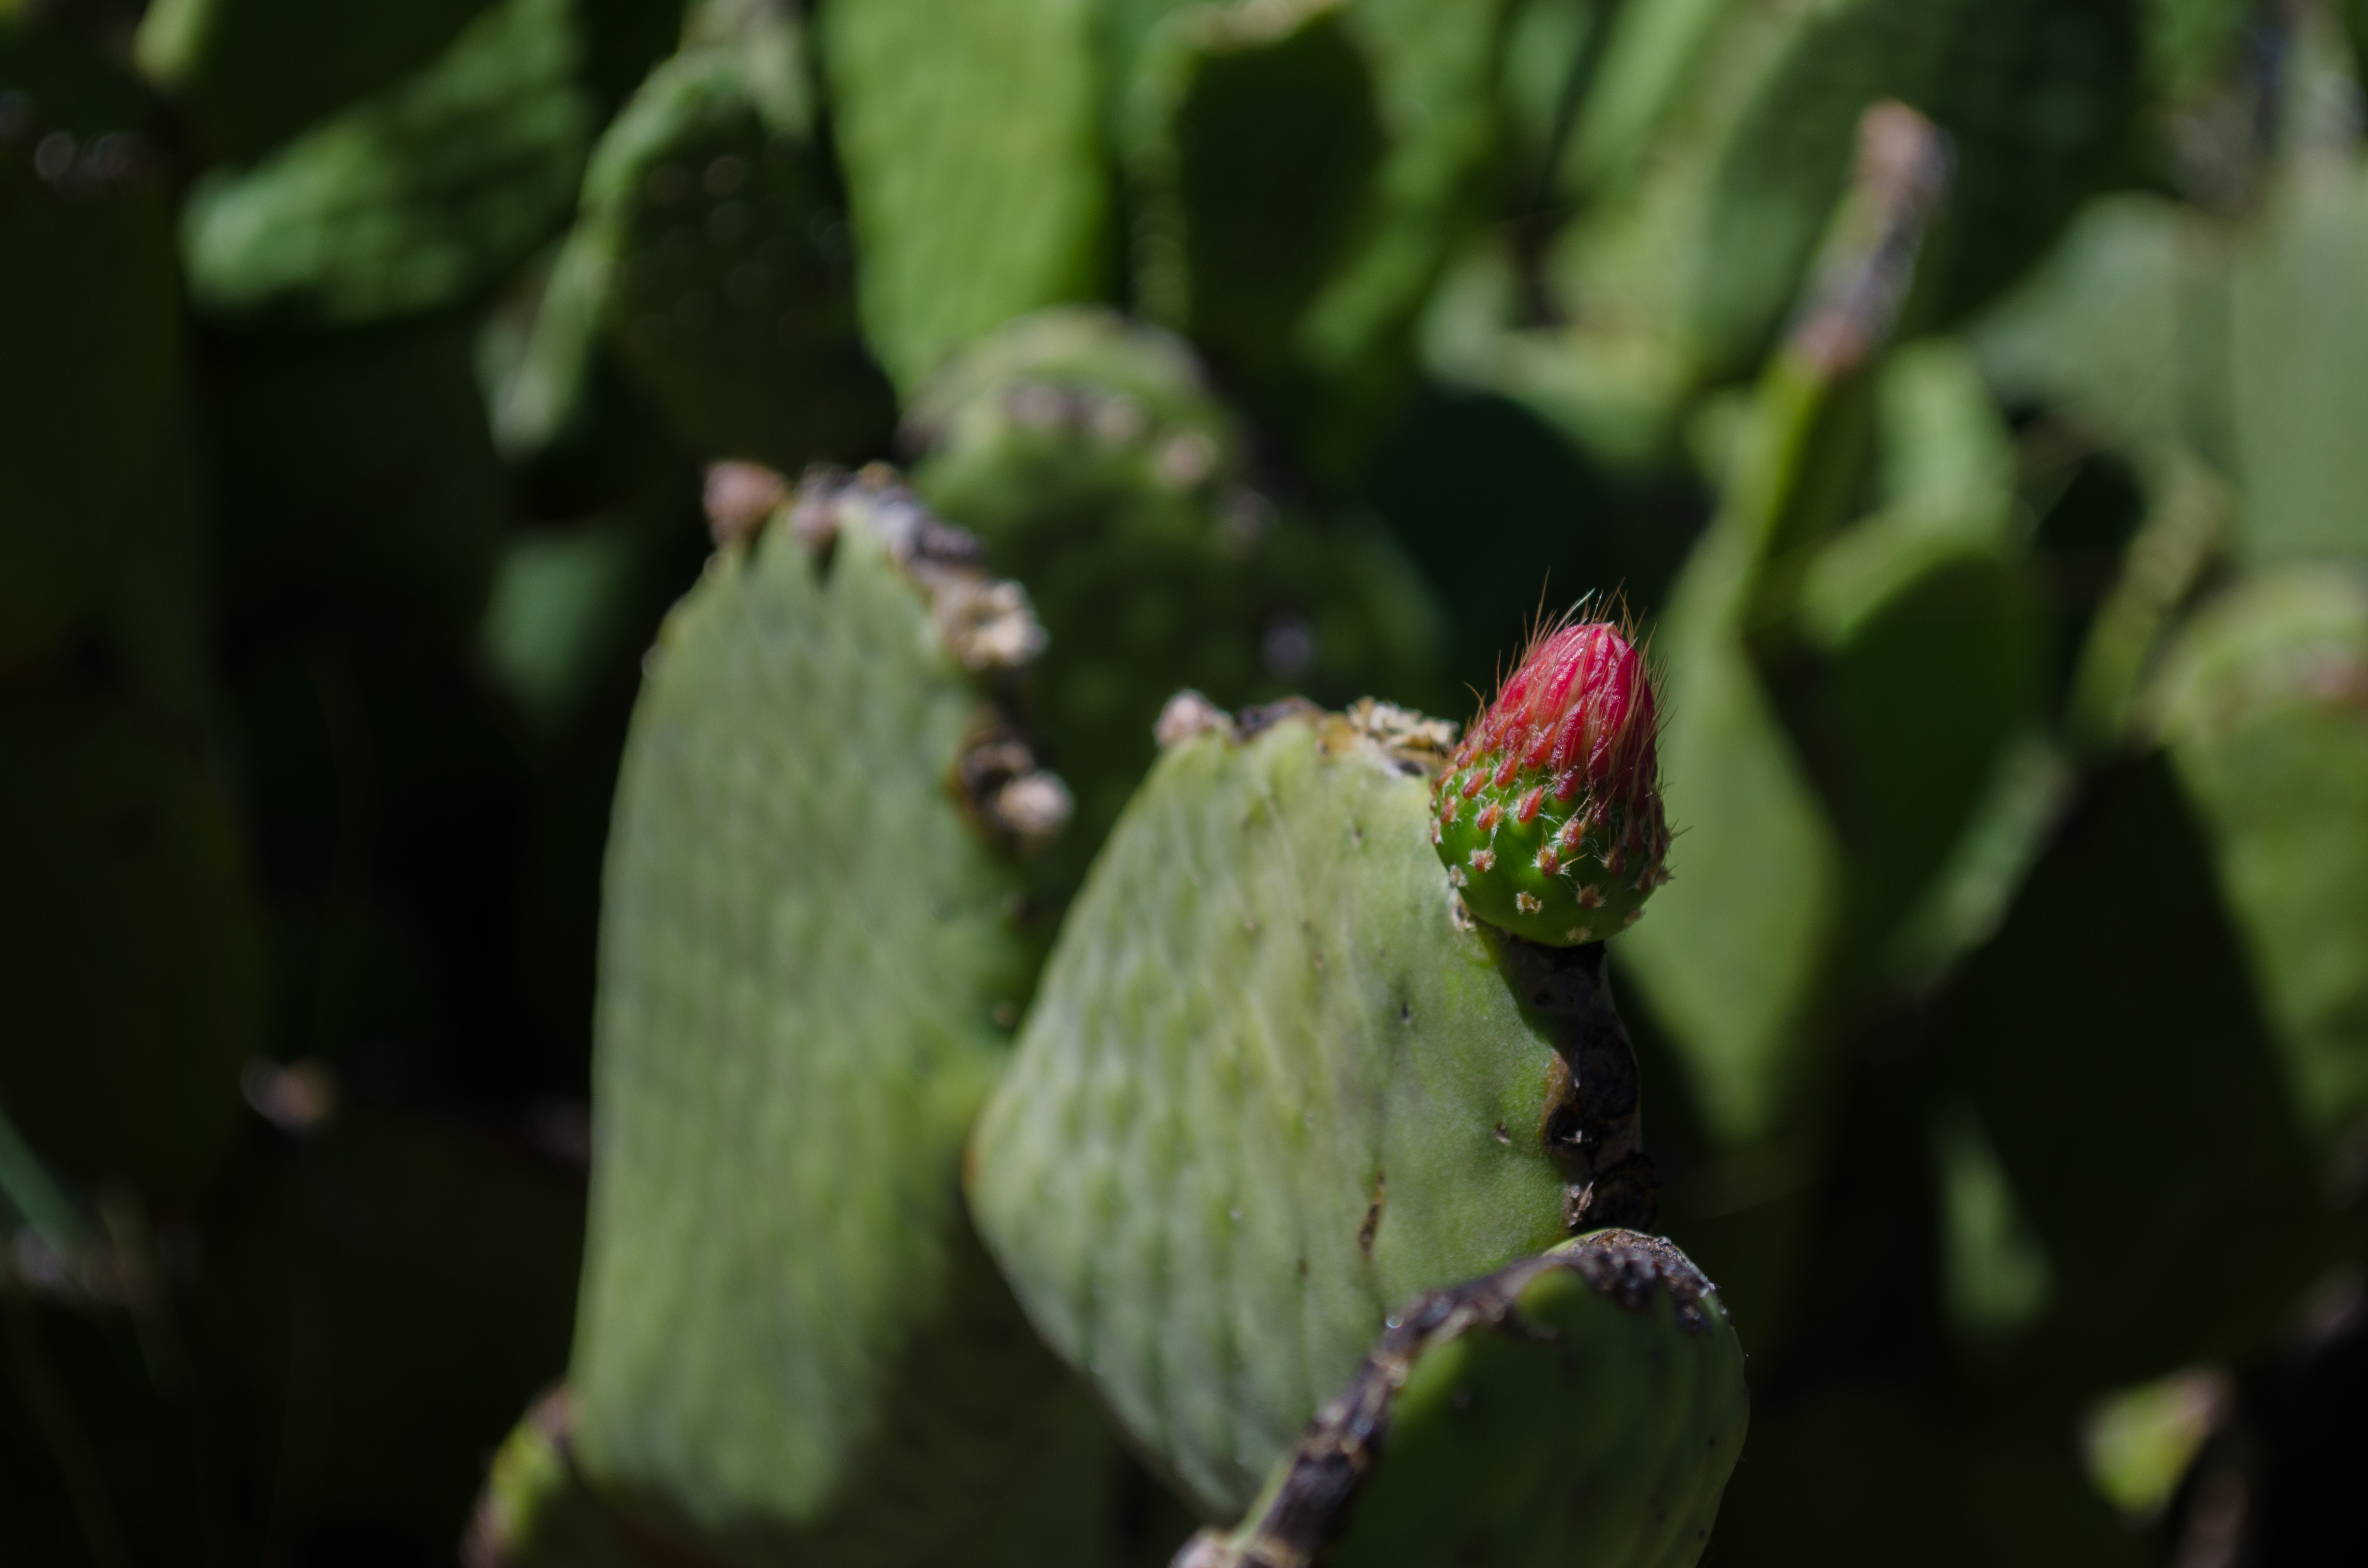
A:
1500 937 1658 1234
1171 1233 1713 1568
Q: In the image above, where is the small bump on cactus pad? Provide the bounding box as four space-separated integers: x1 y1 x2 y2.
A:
1177 1231 1747 1568
1434 616 1670 945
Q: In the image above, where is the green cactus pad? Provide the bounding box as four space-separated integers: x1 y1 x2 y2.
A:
2153 565 2368 1173
566 470 1074 1563
968 701 1616 1519
567 48 891 469
1481 0 2134 457
181 0 593 327
1122 0 1509 464
470 1382 1141 1568
1127 0 1382 401
817 0 1103 390
1181 1232 1747 1568
909 306 1442 888
1939 753 2344 1393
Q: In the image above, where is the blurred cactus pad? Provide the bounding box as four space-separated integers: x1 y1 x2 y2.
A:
6 1 2368 1566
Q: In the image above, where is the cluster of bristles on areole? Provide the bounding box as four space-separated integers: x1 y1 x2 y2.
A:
1431 613 1672 945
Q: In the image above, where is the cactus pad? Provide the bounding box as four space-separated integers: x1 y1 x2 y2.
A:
817 0 1103 390
566 469 1073 1563
968 699 1634 1518
2153 565 2368 1170
909 306 1442 887
1180 1232 1747 1568
567 48 890 469
181 0 593 326
1434 620 1670 945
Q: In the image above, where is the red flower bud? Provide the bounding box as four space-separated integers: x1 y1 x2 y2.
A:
1433 617 1669 944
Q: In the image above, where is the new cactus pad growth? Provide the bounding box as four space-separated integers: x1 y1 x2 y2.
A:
1435 617 1671 945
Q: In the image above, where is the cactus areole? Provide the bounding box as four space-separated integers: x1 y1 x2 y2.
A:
1434 619 1670 945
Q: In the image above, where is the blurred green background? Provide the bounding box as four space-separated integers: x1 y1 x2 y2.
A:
3 0 2366 1561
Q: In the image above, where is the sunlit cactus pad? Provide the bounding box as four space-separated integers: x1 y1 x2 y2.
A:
566 470 1068 1563
968 697 1584 1519
1183 1231 1747 1568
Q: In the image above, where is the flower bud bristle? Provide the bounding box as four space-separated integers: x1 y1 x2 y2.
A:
1432 612 1670 944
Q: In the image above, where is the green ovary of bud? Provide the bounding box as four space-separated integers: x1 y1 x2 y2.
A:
1432 619 1670 945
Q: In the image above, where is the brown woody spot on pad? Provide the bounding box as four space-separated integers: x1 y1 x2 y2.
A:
1505 937 1653 1232
1357 1170 1386 1256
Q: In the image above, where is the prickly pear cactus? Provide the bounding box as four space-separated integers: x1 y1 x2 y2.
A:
180 0 595 326
560 469 1076 1565
2151 564 2368 1174
1433 618 1670 945
1181 1234 1747 1568
1126 0 1383 404
967 697 1665 1519
817 0 1103 391
540 43 891 470
1121 0 1511 468
908 305 1442 882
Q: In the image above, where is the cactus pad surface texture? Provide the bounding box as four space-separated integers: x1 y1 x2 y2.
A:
1185 1233 1746 1568
969 697 1628 1519
566 472 1068 1566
